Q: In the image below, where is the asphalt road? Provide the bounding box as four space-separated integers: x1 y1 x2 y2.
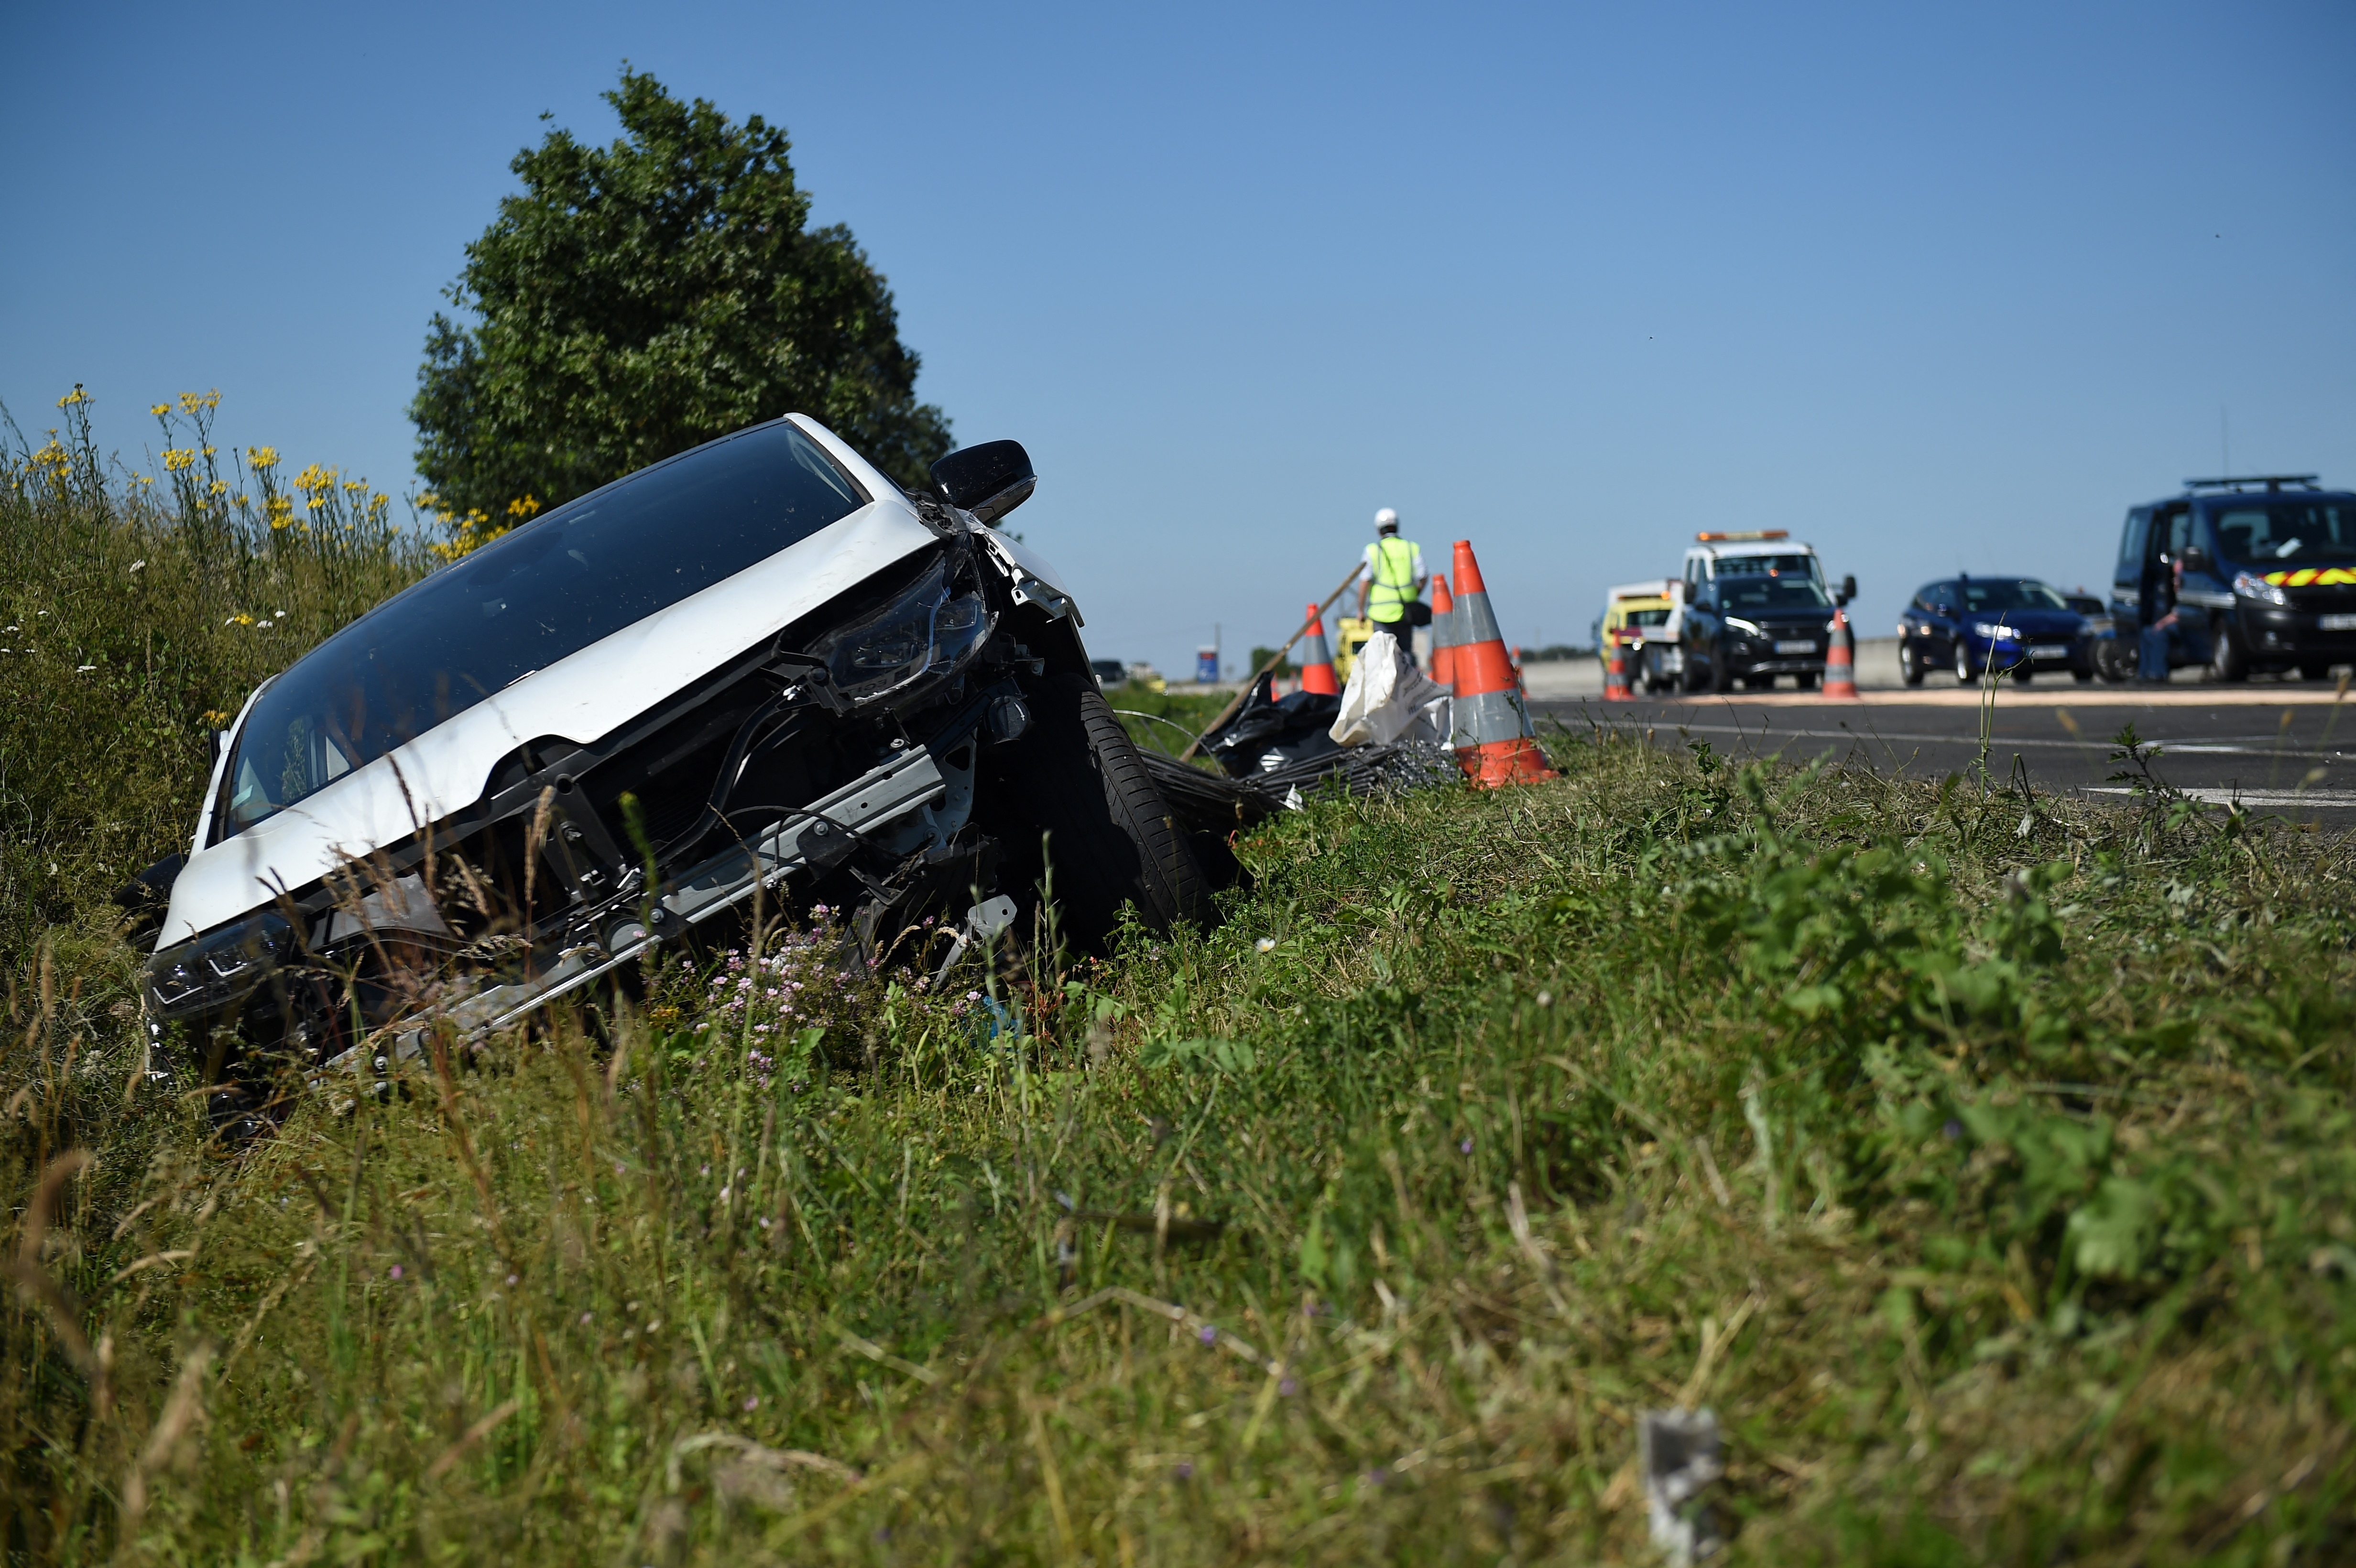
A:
1531 681 2356 827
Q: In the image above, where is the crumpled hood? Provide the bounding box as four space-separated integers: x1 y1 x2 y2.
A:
161 498 941 949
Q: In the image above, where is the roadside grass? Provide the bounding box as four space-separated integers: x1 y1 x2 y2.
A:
7 398 2356 1563
1100 682 1232 758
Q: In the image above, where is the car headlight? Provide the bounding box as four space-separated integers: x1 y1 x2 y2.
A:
807 557 995 701
1972 622 2019 640
145 909 296 1021
2234 571 2289 608
1723 617 1763 637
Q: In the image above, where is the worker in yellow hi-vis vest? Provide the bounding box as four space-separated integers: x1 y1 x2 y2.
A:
1355 507 1430 666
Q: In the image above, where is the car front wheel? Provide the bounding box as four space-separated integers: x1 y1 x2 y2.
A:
1898 638 1925 686
982 673 1215 952
1953 641 1975 685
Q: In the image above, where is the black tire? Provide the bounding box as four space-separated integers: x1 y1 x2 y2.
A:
982 673 1215 952
1681 653 1706 695
1794 671 1817 691
1953 641 1975 685
2211 619 2248 683
1709 645 1732 695
2073 666 2094 683
1899 639 1925 686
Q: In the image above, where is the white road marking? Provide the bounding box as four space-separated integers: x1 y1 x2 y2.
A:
2085 787 2356 808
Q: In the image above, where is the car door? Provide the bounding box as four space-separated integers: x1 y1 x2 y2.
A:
1682 558 1718 675
2174 505 2231 612
2111 507 2150 638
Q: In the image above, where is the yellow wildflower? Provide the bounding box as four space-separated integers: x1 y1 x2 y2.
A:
265 495 294 530
163 447 196 472
150 403 170 418
57 386 87 407
208 479 229 496
247 446 278 470
507 494 542 519
178 390 219 415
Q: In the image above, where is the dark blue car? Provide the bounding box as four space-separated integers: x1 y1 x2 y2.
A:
1897 577 2094 685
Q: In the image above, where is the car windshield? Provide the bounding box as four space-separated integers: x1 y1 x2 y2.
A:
217 422 868 838
1621 606 1671 626
2209 501 2356 565
1960 579 2067 612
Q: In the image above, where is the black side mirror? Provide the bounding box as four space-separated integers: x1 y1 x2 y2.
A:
112 852 186 945
928 440 1036 527
2179 547 2210 574
1839 574 1857 605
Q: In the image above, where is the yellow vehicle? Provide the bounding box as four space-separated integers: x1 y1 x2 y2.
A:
1332 615 1377 684
1598 579 1684 695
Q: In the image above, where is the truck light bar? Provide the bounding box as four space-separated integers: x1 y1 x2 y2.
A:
2183 475 2318 493
1695 530 1788 542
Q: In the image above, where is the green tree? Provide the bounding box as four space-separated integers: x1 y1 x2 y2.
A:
411 68 951 538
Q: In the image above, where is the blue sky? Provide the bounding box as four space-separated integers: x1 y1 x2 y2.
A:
5 0 2351 671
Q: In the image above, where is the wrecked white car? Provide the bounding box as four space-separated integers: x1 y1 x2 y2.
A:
129 418 1212 1123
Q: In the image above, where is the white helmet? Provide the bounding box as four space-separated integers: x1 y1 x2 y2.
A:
1374 507 1399 534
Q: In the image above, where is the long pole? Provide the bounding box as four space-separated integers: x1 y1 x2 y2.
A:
1177 562 1365 762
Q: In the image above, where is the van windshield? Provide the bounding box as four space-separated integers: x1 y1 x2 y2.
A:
217 422 868 838
2209 501 2356 565
1714 553 1821 578
1719 576 1831 611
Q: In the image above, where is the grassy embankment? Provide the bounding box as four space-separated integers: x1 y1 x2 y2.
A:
5 392 2355 1564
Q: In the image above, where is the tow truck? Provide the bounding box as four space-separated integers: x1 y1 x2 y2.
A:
1598 579 1685 694
1678 532 1853 693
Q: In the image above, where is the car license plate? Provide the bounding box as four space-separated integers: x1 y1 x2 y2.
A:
1774 640 1815 655
2030 644 2071 660
2320 614 2356 631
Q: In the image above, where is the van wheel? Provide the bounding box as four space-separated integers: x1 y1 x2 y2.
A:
2211 621 2249 683
982 673 1215 953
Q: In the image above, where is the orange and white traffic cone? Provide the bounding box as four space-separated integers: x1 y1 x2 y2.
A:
1298 603 1340 696
1449 540 1558 787
1823 605 1859 699
1428 573 1458 690
1603 629 1634 701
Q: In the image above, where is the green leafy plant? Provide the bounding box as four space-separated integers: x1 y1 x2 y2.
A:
411 67 952 533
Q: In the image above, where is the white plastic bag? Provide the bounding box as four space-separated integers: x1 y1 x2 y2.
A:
1329 629 1450 747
